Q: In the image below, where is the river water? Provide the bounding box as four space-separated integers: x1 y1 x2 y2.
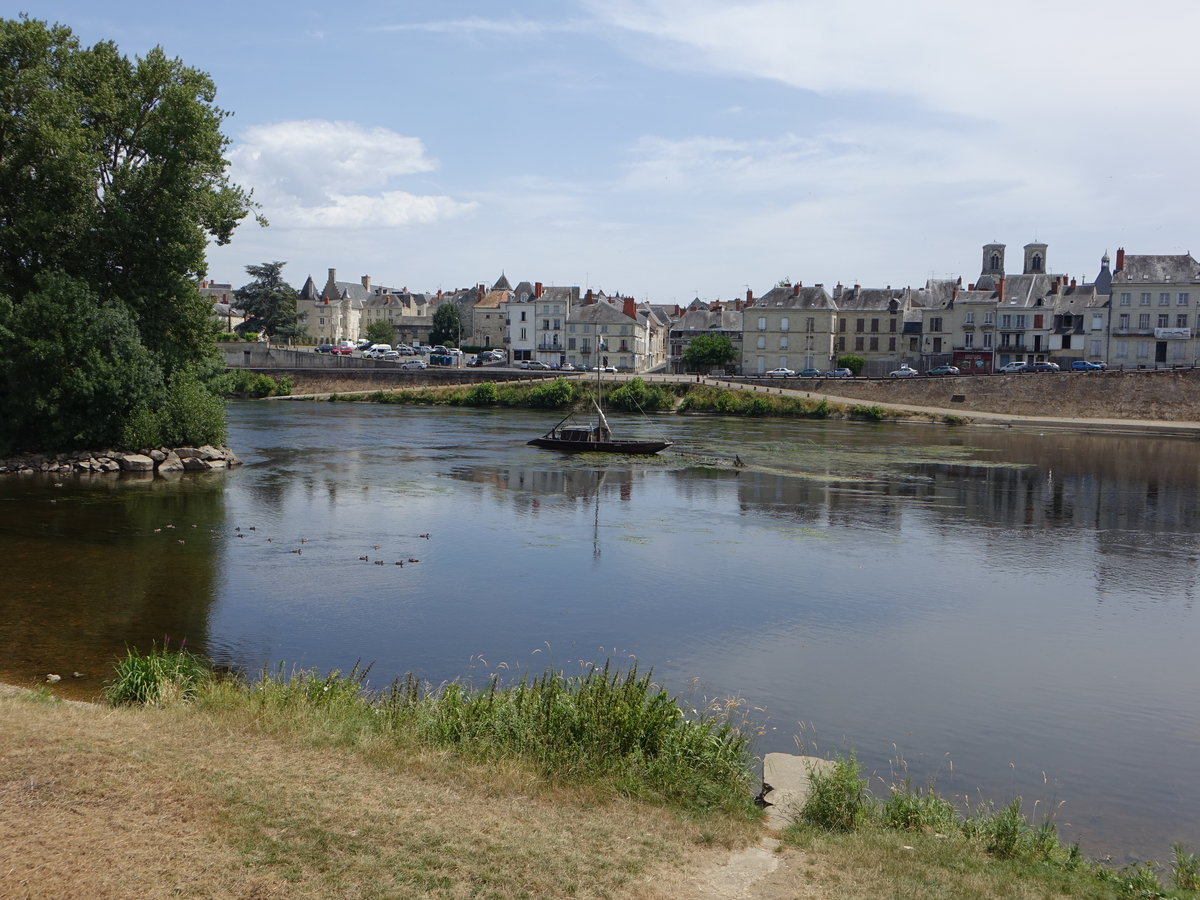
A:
2 400 1198 863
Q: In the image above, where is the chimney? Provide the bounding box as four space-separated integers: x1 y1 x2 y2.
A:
328 267 336 283
622 296 637 319
1115 248 1125 272
968 283 975 291
534 281 543 298
477 284 485 301
746 288 754 304
585 288 594 304
1070 277 1077 288
361 275 371 292
997 276 1006 300
792 283 800 297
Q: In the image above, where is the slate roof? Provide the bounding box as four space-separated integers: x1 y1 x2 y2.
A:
1112 254 1200 285
492 273 513 291
670 309 742 333
539 286 581 305
570 299 636 325
751 285 834 310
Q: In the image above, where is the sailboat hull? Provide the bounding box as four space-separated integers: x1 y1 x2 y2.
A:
527 436 672 454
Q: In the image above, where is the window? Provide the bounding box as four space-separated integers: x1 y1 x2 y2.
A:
1178 314 1189 328
1179 292 1190 306
1119 314 1129 328
520 310 527 321
1090 339 1102 357
1015 314 1026 328
568 337 576 350
870 318 879 332
984 311 994 325
1140 292 1151 306
1158 314 1170 327
868 337 878 351
890 318 897 332
1033 314 1043 329
1014 334 1025 348
930 317 942 332
1139 313 1151 329
839 319 847 332
756 335 766 349
965 311 975 324
779 336 789 350
983 332 993 349
1116 340 1129 358
780 317 789 331
1160 292 1171 306
542 319 549 330
964 332 974 348
835 337 846 352
932 337 943 352
854 336 864 351
757 317 767 331
1119 292 1131 306
1001 314 1012 328
806 317 815 332
1137 341 1150 358
909 337 919 351
888 337 896 351
554 319 561 329
856 318 865 333
519 327 527 339
1091 314 1104 330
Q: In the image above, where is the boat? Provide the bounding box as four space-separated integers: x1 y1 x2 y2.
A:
528 372 672 454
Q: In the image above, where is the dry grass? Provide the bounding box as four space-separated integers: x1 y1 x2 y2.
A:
0 691 754 899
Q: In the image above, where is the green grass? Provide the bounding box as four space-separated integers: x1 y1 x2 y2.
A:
787 753 1200 899
105 641 211 706
111 649 758 819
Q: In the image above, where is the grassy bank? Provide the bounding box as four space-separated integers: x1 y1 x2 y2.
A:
321 375 934 423
4 648 1197 899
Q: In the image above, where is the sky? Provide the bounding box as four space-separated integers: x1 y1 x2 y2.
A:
21 1 1200 303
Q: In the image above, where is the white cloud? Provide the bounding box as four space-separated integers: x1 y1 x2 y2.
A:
227 120 476 230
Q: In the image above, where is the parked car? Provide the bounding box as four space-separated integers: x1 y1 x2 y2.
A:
925 365 960 376
488 349 506 360
592 365 617 373
998 361 1030 373
314 344 334 354
557 363 576 371
1028 361 1060 373
330 344 354 355
527 361 549 370
823 367 854 377
397 345 415 355
798 368 822 377
1071 360 1104 371
765 367 795 377
469 355 489 367
1087 360 1108 369
398 359 426 370
354 338 372 350
378 350 400 361
889 366 918 377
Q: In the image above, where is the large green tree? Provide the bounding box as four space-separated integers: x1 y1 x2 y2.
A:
430 302 462 346
235 262 304 342
681 333 738 371
0 16 253 454
365 319 395 345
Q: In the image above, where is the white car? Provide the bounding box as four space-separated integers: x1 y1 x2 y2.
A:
398 359 426 370
998 360 1029 373
765 367 795 377
889 366 918 377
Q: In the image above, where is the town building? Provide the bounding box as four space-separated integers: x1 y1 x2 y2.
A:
741 283 836 374
1108 249 1200 367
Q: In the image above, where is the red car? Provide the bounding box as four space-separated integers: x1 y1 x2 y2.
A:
330 344 353 355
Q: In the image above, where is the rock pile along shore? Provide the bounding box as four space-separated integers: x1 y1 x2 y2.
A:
0 445 242 476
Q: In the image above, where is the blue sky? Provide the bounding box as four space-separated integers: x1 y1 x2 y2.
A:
23 1 1200 302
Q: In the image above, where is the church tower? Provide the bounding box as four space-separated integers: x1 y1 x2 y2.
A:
1023 241 1047 275
981 243 1005 278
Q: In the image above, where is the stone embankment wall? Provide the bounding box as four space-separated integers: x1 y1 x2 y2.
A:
741 368 1200 421
0 445 241 476
262 368 551 396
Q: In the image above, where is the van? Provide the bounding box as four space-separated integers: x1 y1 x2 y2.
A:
366 344 392 358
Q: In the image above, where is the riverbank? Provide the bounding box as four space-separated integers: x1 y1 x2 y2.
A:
3 678 1191 899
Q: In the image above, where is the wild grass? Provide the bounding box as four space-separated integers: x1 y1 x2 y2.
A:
114 648 758 818
212 368 293 398
105 640 211 706
786 751 1200 898
676 385 833 418
849 403 887 421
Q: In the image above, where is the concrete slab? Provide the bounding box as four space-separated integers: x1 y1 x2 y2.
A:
762 753 836 829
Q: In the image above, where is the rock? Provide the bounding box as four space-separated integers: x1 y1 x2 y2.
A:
149 449 167 463
45 674 61 683
158 452 185 473
182 456 211 471
118 454 155 472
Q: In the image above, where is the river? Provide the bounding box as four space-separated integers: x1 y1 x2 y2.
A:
1 399 1198 863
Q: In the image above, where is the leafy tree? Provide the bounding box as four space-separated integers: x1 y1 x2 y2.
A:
681 333 738 371
0 17 253 453
234 262 304 342
430 302 462 346
837 354 866 375
365 319 396 345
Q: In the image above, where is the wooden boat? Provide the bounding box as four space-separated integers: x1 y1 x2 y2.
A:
529 398 672 455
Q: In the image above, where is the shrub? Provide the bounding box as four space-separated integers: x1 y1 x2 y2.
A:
850 404 886 421
466 382 498 405
1173 843 1200 891
881 778 956 832
606 377 674 412
800 752 871 831
106 642 211 706
527 377 580 408
837 354 865 376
